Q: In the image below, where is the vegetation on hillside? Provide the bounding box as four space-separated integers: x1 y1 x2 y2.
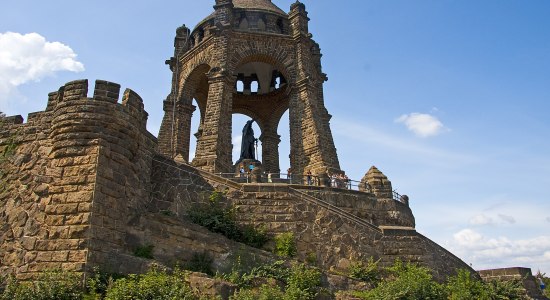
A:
188 191 269 248
1 258 537 300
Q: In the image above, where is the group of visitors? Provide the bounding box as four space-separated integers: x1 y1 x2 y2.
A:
328 172 350 189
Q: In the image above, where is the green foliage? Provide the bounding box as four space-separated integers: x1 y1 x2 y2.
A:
133 244 155 259
185 252 214 276
274 232 296 258
104 268 195 300
85 267 124 299
226 261 321 300
230 284 284 300
0 270 82 300
348 257 380 284
284 263 321 300
354 260 446 300
188 191 269 248
446 269 488 300
305 252 317 265
484 278 526 300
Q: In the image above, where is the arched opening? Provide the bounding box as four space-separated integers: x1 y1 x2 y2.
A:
233 62 286 95
278 110 290 176
178 64 210 162
188 98 201 162
232 113 262 164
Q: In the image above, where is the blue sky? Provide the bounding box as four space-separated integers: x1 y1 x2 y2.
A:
2 0 550 274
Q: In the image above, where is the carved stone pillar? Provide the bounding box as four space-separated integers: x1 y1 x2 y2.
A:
260 129 281 176
192 70 234 173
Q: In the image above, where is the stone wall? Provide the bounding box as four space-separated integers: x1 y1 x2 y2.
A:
0 79 157 280
148 159 473 280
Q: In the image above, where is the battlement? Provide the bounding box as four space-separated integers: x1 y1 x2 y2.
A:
50 79 148 125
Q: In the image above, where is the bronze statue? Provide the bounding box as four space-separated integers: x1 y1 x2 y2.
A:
239 119 257 161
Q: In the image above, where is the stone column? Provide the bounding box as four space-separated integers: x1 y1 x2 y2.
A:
260 128 281 176
175 102 196 162
192 70 234 173
288 1 342 177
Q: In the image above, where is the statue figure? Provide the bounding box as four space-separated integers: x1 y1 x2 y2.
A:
239 120 257 161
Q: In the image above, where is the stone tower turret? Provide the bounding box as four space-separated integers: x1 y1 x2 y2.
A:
158 0 342 177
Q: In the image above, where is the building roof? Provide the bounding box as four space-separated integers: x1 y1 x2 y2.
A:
232 0 287 16
195 0 287 30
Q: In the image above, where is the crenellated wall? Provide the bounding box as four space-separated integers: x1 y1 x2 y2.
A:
0 79 157 279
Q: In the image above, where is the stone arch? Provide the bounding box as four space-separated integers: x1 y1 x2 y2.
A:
179 63 211 120
229 42 295 84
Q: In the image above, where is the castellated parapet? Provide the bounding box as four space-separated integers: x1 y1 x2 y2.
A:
0 79 157 280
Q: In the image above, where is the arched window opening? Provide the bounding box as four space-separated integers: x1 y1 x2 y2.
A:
236 80 244 93
257 18 266 31
239 17 249 30
251 81 259 94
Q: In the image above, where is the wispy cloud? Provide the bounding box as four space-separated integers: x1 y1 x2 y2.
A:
546 217 550 223
395 113 448 138
498 214 516 224
332 119 475 164
469 214 494 226
0 32 84 107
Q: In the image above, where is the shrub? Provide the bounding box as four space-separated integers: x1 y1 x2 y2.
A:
354 260 446 300
104 268 195 300
85 267 124 299
446 269 488 300
484 278 526 300
188 191 269 248
185 252 214 276
0 270 82 300
347 257 380 284
274 232 296 258
284 263 321 300
133 244 155 259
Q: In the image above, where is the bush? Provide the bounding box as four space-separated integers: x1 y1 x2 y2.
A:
446 269 488 300
189 191 269 249
284 263 321 300
104 268 195 300
348 257 380 284
85 267 124 299
0 270 82 300
354 261 446 300
274 232 296 258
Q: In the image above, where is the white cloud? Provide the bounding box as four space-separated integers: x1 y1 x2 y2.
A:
448 228 550 274
395 113 447 138
0 32 84 106
469 214 494 226
546 217 550 223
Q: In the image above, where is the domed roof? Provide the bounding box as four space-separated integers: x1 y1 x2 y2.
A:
195 0 287 30
232 0 287 16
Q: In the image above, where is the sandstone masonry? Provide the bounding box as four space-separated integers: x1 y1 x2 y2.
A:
1 0 475 288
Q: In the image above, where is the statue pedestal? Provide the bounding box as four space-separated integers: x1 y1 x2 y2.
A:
235 159 262 183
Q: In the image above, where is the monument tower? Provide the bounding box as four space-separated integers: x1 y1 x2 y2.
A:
158 0 341 178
